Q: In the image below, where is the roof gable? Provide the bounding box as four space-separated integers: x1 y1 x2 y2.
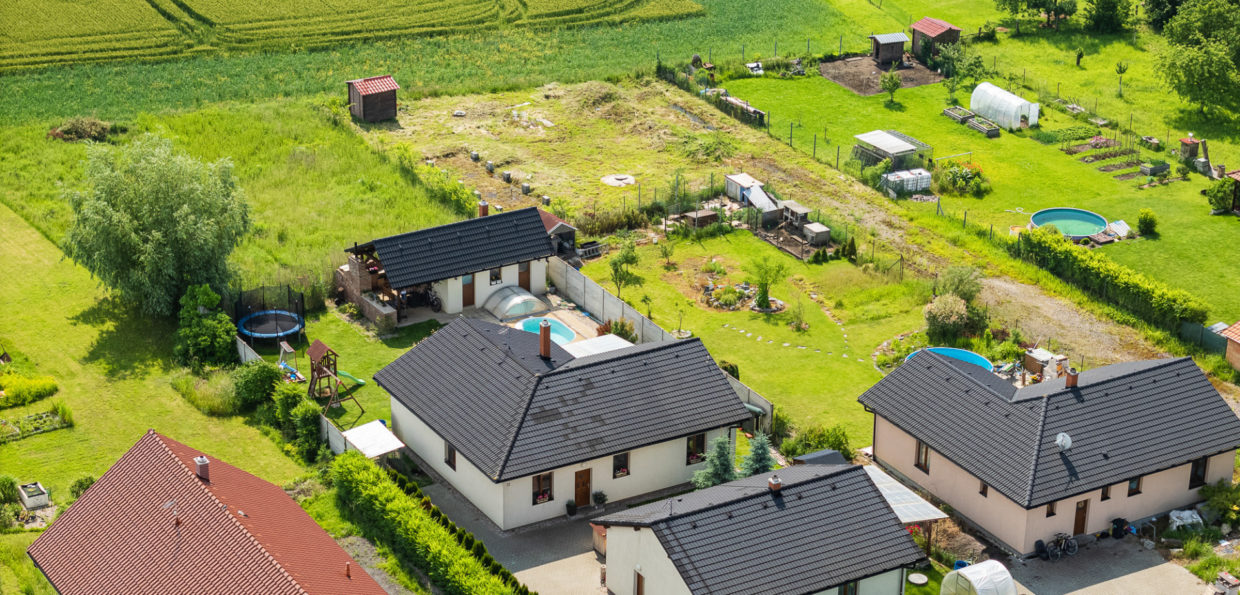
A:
347 75 399 96
362 208 554 288
1221 321 1240 342
912 17 960 37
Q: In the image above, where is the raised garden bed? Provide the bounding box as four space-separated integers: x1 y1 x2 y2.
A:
1099 161 1140 172
966 117 1000 138
1140 162 1170 175
943 106 975 123
0 411 71 445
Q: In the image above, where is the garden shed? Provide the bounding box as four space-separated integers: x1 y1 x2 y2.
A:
853 130 933 169
869 32 909 65
911 17 961 57
726 173 780 225
684 209 719 228
346 75 400 122
803 223 831 246
970 82 1039 130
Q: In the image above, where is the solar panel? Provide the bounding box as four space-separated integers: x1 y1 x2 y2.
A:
864 465 948 524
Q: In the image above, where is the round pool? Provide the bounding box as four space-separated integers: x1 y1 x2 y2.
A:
905 347 994 372
1030 207 1108 240
519 317 576 345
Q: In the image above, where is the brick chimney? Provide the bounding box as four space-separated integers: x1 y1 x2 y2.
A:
193 455 210 482
1065 368 1079 389
539 319 551 360
768 474 782 493
478 200 489 217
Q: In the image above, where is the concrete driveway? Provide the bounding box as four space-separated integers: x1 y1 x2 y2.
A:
1008 534 1208 595
422 483 605 595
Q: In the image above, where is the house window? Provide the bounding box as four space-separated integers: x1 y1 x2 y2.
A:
686 433 706 465
1190 457 1209 489
1046 502 1056 517
1128 477 1142 497
613 453 630 478
839 580 859 595
519 262 530 273
532 473 553 505
979 481 988 498
914 440 930 473
444 442 456 470
1101 485 1111 501
489 268 503 285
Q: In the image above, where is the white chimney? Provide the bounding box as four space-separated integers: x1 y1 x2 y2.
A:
1056 432 1072 452
193 456 210 482
768 474 782 493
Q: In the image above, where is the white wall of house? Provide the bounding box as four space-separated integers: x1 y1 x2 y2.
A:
431 259 548 315
605 526 691 595
500 427 734 529
808 569 905 595
875 415 1237 554
432 277 463 314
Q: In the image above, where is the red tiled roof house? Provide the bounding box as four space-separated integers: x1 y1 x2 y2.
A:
346 75 400 122
911 17 961 57
28 430 388 595
1223 321 1240 372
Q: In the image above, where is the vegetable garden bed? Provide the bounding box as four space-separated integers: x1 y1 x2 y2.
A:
942 106 974 123
966 116 1000 138
0 411 71 445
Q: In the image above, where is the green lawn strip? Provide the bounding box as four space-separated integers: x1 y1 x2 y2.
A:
904 561 947 595
0 532 53 594
583 233 926 445
0 202 304 498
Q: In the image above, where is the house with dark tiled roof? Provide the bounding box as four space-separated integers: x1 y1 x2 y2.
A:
859 352 1240 555
375 318 751 530
340 206 555 320
595 464 926 595
27 430 387 595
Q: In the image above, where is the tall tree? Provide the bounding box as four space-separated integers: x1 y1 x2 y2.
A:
1145 0 1185 30
740 432 778 477
1083 0 1134 32
1159 0 1240 111
692 436 737 488
62 134 249 316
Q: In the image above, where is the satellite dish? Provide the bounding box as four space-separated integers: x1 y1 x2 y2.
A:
1056 432 1072 451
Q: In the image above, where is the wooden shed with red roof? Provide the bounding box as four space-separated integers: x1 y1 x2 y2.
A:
27 430 388 595
911 17 961 57
346 75 400 122
1222 321 1240 371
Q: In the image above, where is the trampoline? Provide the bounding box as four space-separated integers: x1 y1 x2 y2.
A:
237 309 304 340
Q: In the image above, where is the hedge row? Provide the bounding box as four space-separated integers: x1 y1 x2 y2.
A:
0 374 58 408
332 452 532 595
1012 227 1208 328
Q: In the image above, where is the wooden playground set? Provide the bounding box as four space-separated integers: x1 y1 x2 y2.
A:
276 339 366 412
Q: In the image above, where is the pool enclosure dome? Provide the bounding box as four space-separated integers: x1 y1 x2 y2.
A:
970 82 1039 130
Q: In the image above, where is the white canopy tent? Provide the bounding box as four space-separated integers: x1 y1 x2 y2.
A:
970 82 1039 130
342 420 405 460
940 560 1018 595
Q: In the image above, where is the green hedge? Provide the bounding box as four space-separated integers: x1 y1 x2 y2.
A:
0 374 58 408
1012 227 1208 328
332 452 532 595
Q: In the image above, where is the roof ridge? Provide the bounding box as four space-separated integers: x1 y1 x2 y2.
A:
1020 398 1051 507
922 351 1010 399
1015 357 1188 401
645 466 858 525
376 207 537 243
151 432 309 595
495 374 544 480
546 337 701 376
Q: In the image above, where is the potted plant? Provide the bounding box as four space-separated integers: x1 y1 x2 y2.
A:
687 453 704 464
535 490 550 505
613 466 629 478
565 500 577 516
593 490 609 507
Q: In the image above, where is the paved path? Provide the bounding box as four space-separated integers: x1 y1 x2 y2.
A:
422 484 604 595
1008 535 1207 595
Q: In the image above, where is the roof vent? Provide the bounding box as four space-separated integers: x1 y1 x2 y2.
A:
1056 432 1072 451
768 474 782 493
193 456 210 482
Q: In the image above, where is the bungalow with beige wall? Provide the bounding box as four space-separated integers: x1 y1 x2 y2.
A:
859 352 1240 555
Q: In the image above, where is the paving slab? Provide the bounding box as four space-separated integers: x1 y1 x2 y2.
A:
1008 535 1207 595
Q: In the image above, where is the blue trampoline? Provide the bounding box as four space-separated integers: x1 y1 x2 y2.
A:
237 309 304 340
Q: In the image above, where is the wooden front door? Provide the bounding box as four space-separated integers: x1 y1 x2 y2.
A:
1074 499 1089 535
574 469 591 507
462 274 475 308
518 262 531 291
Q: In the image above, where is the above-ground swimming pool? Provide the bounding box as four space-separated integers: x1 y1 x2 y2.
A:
237 309 304 340
1030 207 1108 240
906 347 994 372
519 317 576 345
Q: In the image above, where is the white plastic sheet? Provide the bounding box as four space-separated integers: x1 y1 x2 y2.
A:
970 82 1039 130
1169 509 1204 531
939 560 1018 595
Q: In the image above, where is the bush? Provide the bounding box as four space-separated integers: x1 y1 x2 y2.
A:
593 490 608 506
171 370 238 416
0 476 17 504
938 266 983 303
232 361 281 410
332 452 519 594
718 360 740 380
924 294 968 341
0 374 58 408
1207 178 1236 212
861 158 892 189
52 401 74 427
291 399 322 462
606 318 638 343
978 20 998 41
575 209 648 237
174 285 236 368
712 286 743 307
701 260 727 275
273 383 307 432
339 302 361 319
52 116 112 142
1137 208 1158 236
69 475 96 499
933 161 990 197
779 424 853 460
1012 226 1206 328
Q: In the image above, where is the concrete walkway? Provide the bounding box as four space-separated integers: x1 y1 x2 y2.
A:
1008 534 1208 595
422 483 605 595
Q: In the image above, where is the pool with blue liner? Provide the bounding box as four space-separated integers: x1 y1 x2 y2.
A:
905 347 994 372
519 317 576 345
1030 207 1108 240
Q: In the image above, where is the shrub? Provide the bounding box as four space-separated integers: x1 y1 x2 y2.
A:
0 374 58 408
1201 480 1240 526
592 490 608 506
740 432 777 476
1137 208 1158 236
718 360 740 380
1177 164 1192 179
606 318 638 343
52 401 74 427
861 158 892 189
779 424 853 460
1208 178 1236 212
232 361 281 410
701 260 726 275
69 475 96 499
53 116 112 142
1183 537 1212 560
273 383 307 432
291 399 322 462
332 452 519 594
938 266 983 303
174 285 236 368
0 476 17 504
978 20 998 41
924 294 968 341
692 436 737 488
339 302 361 319
712 286 743 307
933 161 990 197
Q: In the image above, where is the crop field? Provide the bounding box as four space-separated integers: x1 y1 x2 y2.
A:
0 1 187 71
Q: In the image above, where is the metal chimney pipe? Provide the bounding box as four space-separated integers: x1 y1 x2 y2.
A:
539 319 551 360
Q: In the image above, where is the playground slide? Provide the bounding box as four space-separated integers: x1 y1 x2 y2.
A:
279 361 305 381
336 370 366 385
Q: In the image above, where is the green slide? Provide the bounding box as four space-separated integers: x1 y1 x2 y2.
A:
337 370 366 385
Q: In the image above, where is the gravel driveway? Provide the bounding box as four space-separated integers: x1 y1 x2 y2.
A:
1007 534 1207 595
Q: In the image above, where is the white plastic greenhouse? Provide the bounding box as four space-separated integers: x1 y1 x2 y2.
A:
970 82 1039 130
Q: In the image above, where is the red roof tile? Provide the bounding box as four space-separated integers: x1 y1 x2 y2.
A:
1222 321 1240 343
28 431 387 595
911 17 960 38
537 207 575 233
1226 170 1240 183
1181 137 1201 144
347 75 400 96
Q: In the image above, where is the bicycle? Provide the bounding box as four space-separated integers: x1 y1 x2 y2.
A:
1045 532 1079 561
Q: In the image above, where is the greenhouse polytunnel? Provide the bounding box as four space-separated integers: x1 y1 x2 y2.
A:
970 82 1039 130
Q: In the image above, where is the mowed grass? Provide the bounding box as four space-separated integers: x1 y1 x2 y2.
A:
723 74 1240 320
583 233 929 444
0 202 305 502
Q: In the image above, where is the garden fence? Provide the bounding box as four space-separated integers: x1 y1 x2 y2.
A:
546 256 674 344
235 335 263 364
320 415 348 454
1180 322 1229 355
725 375 773 433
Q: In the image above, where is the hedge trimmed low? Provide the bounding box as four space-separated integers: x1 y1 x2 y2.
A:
332 452 531 595
0 374 58 408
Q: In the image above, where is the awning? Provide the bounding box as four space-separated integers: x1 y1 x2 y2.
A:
342 420 405 459
864 465 948 524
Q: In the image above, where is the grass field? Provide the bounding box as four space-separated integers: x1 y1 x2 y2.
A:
0 532 52 594
583 233 929 444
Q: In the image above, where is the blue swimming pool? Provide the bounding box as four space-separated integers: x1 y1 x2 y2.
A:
905 347 994 372
519 317 576 345
1030 207 1108 240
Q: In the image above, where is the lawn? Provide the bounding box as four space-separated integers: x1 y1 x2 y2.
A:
905 562 947 595
722 72 1240 320
583 233 929 445
0 532 52 594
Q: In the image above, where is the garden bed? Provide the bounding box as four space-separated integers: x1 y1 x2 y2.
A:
942 106 974 123
1114 172 1143 181
1080 148 1136 163
966 117 1000 138
0 411 71 445
1098 161 1140 172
